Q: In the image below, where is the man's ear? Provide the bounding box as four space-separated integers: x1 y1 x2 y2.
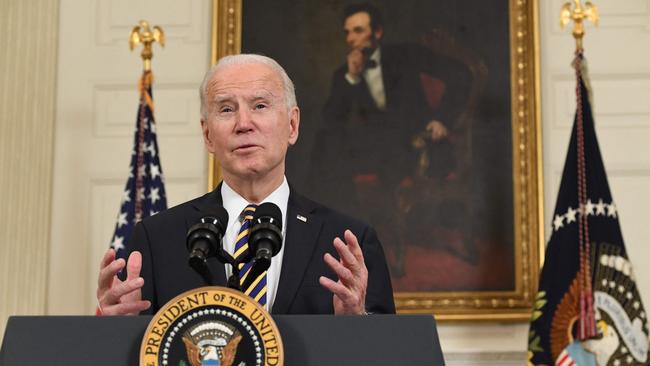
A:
374 26 383 41
288 106 300 146
201 119 215 153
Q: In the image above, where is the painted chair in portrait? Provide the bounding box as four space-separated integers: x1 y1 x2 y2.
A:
391 28 489 281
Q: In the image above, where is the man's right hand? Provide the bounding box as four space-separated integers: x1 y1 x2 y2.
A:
346 48 365 82
96 249 151 315
426 120 449 142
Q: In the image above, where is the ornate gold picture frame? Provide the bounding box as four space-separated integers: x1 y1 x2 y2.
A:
209 0 543 321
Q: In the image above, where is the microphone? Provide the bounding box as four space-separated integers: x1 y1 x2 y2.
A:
249 202 283 267
240 202 283 291
186 207 229 275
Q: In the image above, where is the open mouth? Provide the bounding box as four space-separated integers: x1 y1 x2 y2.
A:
234 144 259 153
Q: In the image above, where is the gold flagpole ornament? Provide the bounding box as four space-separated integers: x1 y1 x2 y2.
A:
129 20 165 71
560 0 599 51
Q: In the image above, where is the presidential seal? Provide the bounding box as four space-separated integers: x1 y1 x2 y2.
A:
140 287 284 366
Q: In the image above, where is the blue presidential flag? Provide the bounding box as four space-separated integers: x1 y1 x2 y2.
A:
527 53 649 366
109 71 167 260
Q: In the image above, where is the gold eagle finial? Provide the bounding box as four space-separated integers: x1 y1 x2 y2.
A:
560 0 599 51
129 20 165 71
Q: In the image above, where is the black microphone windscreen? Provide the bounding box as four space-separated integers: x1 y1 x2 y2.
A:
253 202 282 228
200 206 229 230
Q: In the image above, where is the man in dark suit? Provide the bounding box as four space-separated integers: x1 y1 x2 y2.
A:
312 3 470 271
96 54 395 316
319 3 469 185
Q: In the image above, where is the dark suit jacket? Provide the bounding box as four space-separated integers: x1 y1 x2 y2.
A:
129 186 396 315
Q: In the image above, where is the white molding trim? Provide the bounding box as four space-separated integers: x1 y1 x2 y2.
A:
444 351 527 366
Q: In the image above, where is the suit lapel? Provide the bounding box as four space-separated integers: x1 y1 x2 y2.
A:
190 183 223 213
189 184 227 285
271 191 323 314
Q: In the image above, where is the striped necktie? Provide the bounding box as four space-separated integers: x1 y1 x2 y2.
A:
234 204 267 306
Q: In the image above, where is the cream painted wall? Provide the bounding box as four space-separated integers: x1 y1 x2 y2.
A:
2 0 649 364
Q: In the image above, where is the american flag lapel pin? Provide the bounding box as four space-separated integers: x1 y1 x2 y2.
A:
296 214 307 223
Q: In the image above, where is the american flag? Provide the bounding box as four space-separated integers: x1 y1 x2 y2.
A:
109 70 167 260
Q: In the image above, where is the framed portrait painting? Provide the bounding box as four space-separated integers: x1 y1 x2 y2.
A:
209 0 543 320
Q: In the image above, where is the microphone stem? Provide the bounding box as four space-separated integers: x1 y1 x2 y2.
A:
226 260 243 291
190 260 218 286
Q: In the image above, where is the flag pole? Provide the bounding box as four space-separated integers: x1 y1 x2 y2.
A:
106 21 168 252
127 21 165 224
560 0 600 341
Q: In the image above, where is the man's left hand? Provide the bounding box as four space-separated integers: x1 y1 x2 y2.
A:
319 229 368 315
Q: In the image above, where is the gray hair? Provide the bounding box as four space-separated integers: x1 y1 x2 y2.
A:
199 54 297 120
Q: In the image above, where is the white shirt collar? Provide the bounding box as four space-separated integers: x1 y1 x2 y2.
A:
221 177 290 224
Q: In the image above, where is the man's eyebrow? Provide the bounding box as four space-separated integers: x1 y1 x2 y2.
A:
251 89 275 100
211 89 278 104
213 94 234 104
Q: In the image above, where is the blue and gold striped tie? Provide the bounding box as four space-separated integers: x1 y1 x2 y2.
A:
234 204 267 306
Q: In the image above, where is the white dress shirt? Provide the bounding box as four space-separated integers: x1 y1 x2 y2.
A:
221 177 289 312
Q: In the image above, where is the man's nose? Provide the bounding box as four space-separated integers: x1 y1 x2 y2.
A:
346 33 355 46
235 107 254 132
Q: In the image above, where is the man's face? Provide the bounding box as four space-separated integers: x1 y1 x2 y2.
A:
201 63 300 182
344 11 383 51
